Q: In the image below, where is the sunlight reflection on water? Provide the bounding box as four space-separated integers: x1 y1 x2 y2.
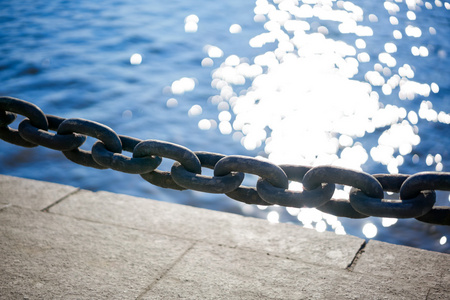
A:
173 0 450 240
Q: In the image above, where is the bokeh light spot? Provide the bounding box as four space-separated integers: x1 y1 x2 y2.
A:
130 53 142 65
362 223 377 238
229 24 242 33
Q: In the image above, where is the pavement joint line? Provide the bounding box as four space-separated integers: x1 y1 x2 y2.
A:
47 207 349 270
136 241 198 299
47 208 357 270
40 188 81 212
345 240 367 272
46 211 302 263
222 244 297 262
45 202 358 293
46 209 201 243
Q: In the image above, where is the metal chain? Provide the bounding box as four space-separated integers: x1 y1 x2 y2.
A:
1 96 449 225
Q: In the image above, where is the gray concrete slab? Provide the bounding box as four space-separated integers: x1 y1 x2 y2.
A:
49 189 364 269
141 242 430 300
0 206 193 299
0 175 78 211
353 240 449 285
1 175 449 299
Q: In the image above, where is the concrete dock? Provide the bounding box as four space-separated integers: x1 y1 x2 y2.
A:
0 174 449 299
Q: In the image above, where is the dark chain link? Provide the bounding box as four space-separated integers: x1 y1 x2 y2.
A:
214 155 289 205
19 115 87 151
93 135 162 174
171 152 245 194
256 165 335 208
1 96 449 225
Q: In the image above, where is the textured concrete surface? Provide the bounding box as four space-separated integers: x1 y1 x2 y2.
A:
0 175 78 211
49 189 363 269
0 174 449 299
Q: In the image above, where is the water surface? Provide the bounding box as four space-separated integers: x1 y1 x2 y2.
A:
0 0 449 253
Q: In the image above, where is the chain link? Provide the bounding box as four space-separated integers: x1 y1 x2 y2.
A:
256 165 335 208
19 115 87 151
1 96 449 225
215 155 289 205
57 118 123 169
171 152 245 194
0 96 48 147
92 135 162 174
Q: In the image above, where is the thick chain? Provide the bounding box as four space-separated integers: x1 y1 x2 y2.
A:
1 96 449 225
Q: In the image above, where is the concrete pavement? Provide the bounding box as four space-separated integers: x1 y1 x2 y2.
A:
0 174 449 299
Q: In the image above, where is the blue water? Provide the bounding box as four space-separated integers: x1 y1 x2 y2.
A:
0 0 449 253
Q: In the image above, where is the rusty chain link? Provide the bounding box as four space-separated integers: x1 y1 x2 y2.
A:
1 96 449 225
